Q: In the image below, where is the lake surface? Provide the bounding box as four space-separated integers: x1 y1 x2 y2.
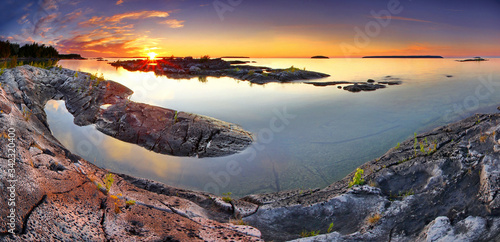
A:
45 58 500 197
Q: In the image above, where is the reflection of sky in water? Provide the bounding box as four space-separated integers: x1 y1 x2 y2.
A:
46 58 500 197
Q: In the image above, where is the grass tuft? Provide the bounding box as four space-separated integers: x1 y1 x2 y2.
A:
367 213 381 225
300 230 320 238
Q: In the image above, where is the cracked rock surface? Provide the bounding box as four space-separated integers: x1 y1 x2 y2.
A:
239 113 500 241
0 66 260 241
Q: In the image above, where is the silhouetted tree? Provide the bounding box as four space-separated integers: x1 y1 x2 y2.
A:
0 40 11 58
0 41 59 58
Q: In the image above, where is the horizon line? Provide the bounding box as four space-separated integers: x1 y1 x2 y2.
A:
76 55 500 59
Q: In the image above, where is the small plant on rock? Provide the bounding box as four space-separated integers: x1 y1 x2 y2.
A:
349 168 365 187
104 173 114 192
230 218 248 226
367 213 381 225
300 230 320 238
413 133 418 157
222 192 232 203
173 111 179 123
327 222 334 233
22 106 32 121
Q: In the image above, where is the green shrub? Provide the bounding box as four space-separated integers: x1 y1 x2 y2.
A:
348 168 365 187
104 173 114 192
327 222 334 233
173 111 179 123
222 192 232 203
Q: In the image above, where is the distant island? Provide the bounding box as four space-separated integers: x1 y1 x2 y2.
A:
220 56 250 58
456 57 488 62
311 56 329 59
58 54 86 59
362 55 443 58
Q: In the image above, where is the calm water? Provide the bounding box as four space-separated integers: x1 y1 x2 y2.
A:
45 58 500 197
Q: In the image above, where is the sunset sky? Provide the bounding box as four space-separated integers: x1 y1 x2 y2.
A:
0 0 499 58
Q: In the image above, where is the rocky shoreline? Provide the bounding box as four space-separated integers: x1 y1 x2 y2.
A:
1 65 500 241
0 66 259 241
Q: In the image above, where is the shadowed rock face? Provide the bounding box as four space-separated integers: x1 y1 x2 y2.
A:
2 65 252 158
240 114 500 241
95 102 252 157
0 66 261 241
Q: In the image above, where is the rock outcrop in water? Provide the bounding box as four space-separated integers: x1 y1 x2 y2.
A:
2 65 500 241
0 66 260 241
1 65 253 158
109 58 330 84
304 76 402 92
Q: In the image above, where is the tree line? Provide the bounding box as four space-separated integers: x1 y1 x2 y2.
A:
0 40 59 58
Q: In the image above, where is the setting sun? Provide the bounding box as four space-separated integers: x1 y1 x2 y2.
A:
148 52 157 60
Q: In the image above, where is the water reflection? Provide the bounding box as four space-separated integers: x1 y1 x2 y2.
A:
45 58 500 197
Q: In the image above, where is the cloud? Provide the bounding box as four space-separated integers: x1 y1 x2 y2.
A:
159 19 185 28
80 10 171 26
34 13 58 35
371 16 433 24
40 0 58 11
116 0 124 5
18 14 30 24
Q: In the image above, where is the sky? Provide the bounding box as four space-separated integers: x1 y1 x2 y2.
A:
0 0 499 58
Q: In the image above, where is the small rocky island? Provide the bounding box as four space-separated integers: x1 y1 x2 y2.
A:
311 56 329 59
457 57 488 62
109 57 330 84
304 76 403 92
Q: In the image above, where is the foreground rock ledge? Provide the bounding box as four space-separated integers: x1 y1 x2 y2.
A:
0 66 260 241
241 113 500 241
